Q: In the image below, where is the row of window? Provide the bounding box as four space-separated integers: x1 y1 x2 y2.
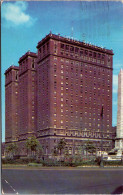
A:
53 127 111 137
60 43 107 59
54 59 111 73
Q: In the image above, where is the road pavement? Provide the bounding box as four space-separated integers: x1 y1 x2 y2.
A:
2 167 123 194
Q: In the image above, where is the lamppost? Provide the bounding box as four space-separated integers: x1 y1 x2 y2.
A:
100 105 104 167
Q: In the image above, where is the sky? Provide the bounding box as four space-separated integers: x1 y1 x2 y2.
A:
1 1 123 142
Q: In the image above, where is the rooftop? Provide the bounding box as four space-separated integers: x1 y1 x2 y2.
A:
18 51 37 63
5 65 19 75
37 32 114 55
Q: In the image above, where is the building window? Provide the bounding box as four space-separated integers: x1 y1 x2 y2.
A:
70 46 74 52
61 58 64 62
94 52 96 58
54 57 57 60
66 45 69 51
61 44 64 49
75 47 79 53
43 45 45 54
85 50 88 56
80 49 83 56
32 60 35 68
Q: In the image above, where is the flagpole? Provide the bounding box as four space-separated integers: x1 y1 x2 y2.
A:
100 106 104 167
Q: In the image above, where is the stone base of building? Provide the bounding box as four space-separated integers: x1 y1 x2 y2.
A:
115 137 123 148
4 135 114 158
108 137 123 159
114 137 123 155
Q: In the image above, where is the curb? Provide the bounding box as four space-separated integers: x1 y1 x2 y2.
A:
2 165 123 169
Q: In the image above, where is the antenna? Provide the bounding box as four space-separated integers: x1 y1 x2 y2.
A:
82 33 86 42
71 21 74 39
71 26 74 39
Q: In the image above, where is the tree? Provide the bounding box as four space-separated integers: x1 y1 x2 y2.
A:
52 146 58 156
77 145 83 156
57 139 66 155
25 136 41 157
5 143 18 158
36 144 43 159
84 140 96 155
64 146 69 156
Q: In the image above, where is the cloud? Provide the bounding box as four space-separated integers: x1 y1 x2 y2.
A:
113 74 118 93
2 2 36 27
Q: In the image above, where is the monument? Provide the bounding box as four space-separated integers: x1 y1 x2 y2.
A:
115 69 123 156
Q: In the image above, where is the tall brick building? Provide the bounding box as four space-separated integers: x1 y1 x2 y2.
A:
5 32 114 156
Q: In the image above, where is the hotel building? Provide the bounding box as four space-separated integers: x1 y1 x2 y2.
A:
5 32 114 155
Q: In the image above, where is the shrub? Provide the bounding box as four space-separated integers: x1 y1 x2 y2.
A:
2 158 15 164
2 156 123 167
2 157 39 164
28 163 43 166
43 159 60 166
103 160 123 166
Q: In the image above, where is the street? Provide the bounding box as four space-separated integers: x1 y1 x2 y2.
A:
2 167 123 194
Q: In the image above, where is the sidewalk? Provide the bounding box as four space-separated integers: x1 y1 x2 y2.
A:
2 164 123 170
